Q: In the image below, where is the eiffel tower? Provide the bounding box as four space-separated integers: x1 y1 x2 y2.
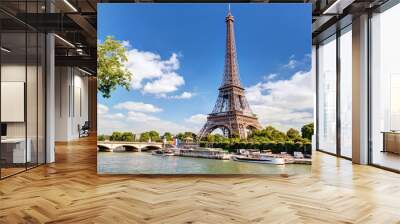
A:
198 7 262 140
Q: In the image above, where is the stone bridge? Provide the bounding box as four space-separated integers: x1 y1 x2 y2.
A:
97 141 163 152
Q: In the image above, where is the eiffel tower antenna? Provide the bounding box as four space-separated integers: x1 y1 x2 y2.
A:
198 8 261 140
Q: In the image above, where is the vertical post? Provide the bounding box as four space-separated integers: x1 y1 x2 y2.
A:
88 76 97 134
352 14 369 164
25 3 28 170
312 45 319 151
46 1 55 163
336 29 341 156
314 44 320 150
0 23 2 179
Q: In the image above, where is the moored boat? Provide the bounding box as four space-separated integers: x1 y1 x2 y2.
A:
151 149 175 156
231 155 285 165
177 148 229 160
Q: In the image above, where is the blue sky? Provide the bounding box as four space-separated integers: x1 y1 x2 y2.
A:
98 3 313 135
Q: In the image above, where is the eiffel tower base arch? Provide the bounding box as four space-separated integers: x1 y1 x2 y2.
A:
198 113 262 140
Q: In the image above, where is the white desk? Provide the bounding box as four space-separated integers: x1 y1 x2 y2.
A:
1 138 31 163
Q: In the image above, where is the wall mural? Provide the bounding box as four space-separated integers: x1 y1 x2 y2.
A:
97 3 313 174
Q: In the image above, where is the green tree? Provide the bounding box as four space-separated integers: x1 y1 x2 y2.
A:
97 36 132 98
162 132 173 141
121 132 134 142
286 128 301 140
139 132 150 142
148 130 160 142
176 133 185 141
301 123 314 140
110 131 122 141
213 134 226 143
249 126 286 142
183 132 196 141
206 134 215 143
97 134 106 141
230 137 241 144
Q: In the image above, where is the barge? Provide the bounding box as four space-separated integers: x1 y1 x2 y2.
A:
176 148 230 160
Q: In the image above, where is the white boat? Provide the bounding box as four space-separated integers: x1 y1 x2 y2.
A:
151 149 174 156
231 155 285 165
177 148 229 160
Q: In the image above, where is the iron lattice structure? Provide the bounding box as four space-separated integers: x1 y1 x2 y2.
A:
198 9 262 140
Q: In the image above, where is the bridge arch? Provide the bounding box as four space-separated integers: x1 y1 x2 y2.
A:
141 145 162 151
113 145 140 152
121 145 139 152
97 144 112 152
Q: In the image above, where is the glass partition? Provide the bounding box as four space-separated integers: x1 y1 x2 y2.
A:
317 35 337 154
370 3 400 171
27 31 38 169
339 26 352 158
0 1 46 179
1 30 28 177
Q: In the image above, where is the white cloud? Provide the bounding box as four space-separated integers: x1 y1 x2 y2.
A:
98 106 209 135
142 72 184 95
122 42 187 97
97 107 129 134
284 59 297 69
126 111 160 122
168 91 193 99
98 109 188 135
282 54 311 70
98 101 191 135
180 113 208 134
246 70 314 131
121 40 131 48
263 73 278 81
184 114 207 124
102 113 125 120
98 104 109 115
114 101 162 113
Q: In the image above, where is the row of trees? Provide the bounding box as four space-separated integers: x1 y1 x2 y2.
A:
98 123 314 145
250 124 313 144
202 123 313 144
98 130 198 142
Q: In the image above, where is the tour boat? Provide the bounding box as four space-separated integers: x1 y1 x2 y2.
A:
151 149 175 156
231 155 285 165
177 148 230 160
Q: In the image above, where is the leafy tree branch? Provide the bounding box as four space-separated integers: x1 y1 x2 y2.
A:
97 36 132 98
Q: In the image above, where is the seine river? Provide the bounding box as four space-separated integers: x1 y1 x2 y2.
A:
98 152 311 175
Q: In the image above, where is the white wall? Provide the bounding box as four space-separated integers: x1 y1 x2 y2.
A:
1 65 30 138
54 67 89 141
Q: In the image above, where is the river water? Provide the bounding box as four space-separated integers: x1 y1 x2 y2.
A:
98 152 311 175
